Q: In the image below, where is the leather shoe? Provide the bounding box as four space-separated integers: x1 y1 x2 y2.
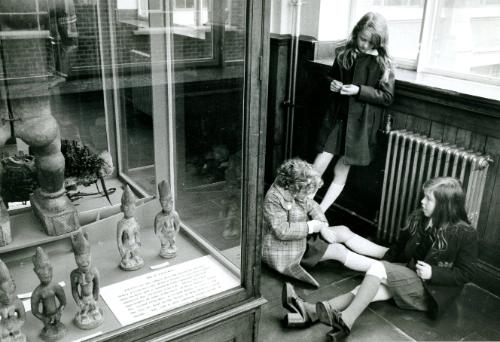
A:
282 283 314 328
282 282 301 312
316 301 351 335
326 326 349 342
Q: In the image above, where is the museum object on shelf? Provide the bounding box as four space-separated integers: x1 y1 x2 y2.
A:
31 247 67 341
154 180 180 258
70 231 104 330
0 259 26 342
117 185 144 271
61 139 114 204
0 99 79 235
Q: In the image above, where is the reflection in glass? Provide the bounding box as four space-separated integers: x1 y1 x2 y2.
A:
112 0 245 266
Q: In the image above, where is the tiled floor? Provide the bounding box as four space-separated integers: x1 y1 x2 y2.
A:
258 261 500 341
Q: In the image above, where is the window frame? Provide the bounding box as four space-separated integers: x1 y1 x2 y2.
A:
347 0 500 85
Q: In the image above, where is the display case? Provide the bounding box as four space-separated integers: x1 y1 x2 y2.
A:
0 0 269 340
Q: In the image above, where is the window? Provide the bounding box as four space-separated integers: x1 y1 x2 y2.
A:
349 0 500 83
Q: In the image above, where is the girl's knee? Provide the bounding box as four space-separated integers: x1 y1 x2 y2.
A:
331 225 353 242
323 243 348 262
366 261 387 279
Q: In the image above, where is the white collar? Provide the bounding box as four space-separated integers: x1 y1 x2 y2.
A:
363 49 379 56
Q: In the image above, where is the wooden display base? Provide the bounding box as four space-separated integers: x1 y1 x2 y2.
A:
30 192 79 236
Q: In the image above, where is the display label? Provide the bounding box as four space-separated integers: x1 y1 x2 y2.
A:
100 255 239 326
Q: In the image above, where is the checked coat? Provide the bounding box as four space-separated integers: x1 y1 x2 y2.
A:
262 183 328 287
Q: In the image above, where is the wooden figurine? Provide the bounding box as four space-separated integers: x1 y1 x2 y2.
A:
117 185 144 270
0 200 11 247
70 231 104 330
31 247 66 341
0 259 26 342
154 181 180 258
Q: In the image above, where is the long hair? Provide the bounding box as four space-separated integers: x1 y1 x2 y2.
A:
423 177 470 250
275 159 323 196
337 12 392 83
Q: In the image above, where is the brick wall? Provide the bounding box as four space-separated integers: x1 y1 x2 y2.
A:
1 0 246 80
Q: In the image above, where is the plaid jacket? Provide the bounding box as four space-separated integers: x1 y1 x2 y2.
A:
262 183 327 287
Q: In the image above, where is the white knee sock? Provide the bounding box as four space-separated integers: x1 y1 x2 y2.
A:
345 235 389 259
320 183 345 213
343 250 378 272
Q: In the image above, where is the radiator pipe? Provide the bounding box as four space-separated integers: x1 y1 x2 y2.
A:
284 0 303 159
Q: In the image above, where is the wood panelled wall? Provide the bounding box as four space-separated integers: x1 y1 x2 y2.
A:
266 35 500 295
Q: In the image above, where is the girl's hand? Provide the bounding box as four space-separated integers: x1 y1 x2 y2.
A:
307 220 328 233
340 84 360 96
416 260 432 280
330 80 343 92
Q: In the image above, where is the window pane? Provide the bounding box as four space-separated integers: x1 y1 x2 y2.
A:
423 1 500 79
351 0 425 62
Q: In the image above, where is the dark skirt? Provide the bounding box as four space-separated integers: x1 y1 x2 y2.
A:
323 119 346 156
301 234 329 268
382 261 430 311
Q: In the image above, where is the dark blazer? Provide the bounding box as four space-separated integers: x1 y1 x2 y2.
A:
383 210 478 319
317 48 395 166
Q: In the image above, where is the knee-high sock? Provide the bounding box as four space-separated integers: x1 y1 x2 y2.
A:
341 275 382 329
323 292 354 312
344 250 378 272
320 183 345 213
345 235 389 259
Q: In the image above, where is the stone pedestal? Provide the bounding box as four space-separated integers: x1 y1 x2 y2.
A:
30 189 79 236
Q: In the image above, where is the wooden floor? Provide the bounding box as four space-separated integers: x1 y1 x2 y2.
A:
258 261 500 342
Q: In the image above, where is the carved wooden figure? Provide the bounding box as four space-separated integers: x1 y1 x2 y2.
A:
117 185 143 270
31 247 66 341
0 259 26 342
70 231 103 330
154 181 180 258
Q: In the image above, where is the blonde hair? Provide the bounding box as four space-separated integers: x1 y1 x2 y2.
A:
275 159 323 196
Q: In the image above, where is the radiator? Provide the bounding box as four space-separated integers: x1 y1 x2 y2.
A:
377 129 492 242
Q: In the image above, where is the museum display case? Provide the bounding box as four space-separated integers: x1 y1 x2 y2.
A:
0 0 269 340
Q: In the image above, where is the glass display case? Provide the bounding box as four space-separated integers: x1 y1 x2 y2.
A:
0 0 269 340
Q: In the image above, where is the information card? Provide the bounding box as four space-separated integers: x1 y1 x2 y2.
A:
100 255 239 326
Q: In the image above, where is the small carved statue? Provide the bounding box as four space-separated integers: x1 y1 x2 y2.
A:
31 247 66 341
0 259 26 342
0 199 11 247
70 231 103 330
154 181 180 258
117 185 143 271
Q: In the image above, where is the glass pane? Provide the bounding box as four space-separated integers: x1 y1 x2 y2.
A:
0 0 112 215
351 0 425 61
423 1 500 79
1 0 249 339
174 0 245 267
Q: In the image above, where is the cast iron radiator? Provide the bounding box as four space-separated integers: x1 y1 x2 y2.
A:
377 129 492 243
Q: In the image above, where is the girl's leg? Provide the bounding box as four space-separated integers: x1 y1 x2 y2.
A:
316 281 391 315
319 156 351 213
320 243 378 272
327 225 389 259
318 261 390 330
313 151 334 176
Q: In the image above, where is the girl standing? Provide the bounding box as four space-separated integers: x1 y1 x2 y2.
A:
282 177 478 337
314 12 395 212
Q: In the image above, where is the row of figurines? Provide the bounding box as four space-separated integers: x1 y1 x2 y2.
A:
0 232 102 342
0 181 181 342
